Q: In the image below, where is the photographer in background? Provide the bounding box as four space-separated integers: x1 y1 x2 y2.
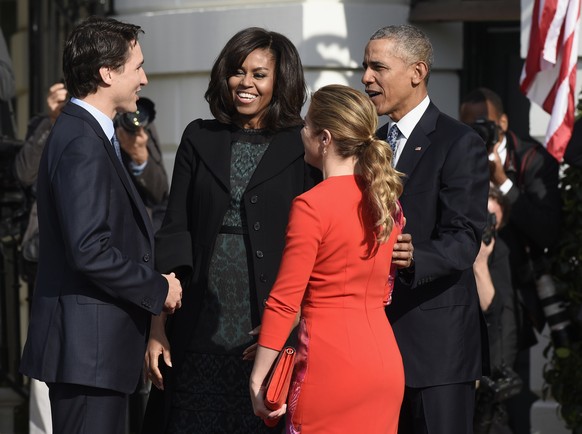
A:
115 96 169 231
460 87 562 434
15 82 68 288
473 187 519 434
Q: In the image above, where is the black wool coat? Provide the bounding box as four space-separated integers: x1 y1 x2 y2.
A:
143 119 320 433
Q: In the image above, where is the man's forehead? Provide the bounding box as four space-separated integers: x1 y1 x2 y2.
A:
364 39 401 63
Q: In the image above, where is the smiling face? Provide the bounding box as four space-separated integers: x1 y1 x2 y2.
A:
110 41 148 115
362 38 424 121
227 48 275 129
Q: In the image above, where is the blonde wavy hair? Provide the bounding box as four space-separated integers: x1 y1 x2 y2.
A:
308 84 403 243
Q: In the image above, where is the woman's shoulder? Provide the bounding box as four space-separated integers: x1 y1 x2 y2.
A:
297 175 360 206
183 118 229 134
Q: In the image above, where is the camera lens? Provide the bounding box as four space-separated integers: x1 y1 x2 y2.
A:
470 118 499 150
115 97 156 134
535 274 575 348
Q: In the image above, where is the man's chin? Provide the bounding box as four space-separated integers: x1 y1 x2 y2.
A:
372 102 386 117
119 104 138 115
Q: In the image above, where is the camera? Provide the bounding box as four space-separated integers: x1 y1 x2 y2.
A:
480 364 523 403
470 118 499 150
482 212 497 246
531 256 578 349
115 97 156 134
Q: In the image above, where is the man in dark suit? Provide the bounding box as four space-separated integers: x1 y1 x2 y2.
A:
362 25 490 434
20 16 183 434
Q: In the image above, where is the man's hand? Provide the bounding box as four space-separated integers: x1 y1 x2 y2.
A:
162 272 182 314
392 233 414 269
117 126 149 165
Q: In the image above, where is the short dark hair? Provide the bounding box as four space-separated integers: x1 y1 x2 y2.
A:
488 184 510 228
63 16 143 99
370 25 433 84
205 27 306 132
461 87 505 115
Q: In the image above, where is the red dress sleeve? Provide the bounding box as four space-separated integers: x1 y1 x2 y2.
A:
258 196 322 350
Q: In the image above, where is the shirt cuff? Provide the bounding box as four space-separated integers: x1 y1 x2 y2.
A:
129 160 148 176
499 178 513 195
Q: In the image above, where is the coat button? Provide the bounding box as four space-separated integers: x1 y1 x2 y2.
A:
259 273 267 283
250 195 258 204
143 253 150 262
253 222 261 231
256 250 264 258
263 298 268 306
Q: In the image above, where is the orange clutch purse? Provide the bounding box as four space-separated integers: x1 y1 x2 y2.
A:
263 346 296 427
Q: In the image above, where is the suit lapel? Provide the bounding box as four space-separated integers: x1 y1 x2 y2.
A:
247 127 303 191
192 124 303 193
63 103 155 239
395 102 440 185
192 124 232 193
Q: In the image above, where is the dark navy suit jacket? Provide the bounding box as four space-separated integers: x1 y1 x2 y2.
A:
20 101 168 394
384 102 490 388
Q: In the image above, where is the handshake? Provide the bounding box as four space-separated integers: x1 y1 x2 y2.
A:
162 272 183 314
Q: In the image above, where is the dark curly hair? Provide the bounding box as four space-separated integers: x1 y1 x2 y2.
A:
204 27 306 132
63 16 143 99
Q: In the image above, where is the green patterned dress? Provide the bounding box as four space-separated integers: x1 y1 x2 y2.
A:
168 129 281 434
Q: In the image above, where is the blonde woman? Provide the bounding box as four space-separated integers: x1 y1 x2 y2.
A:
250 84 408 433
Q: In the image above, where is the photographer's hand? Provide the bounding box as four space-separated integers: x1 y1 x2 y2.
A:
488 142 508 187
117 126 149 165
47 82 68 123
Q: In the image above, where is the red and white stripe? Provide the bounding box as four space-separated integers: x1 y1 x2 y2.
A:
520 0 581 161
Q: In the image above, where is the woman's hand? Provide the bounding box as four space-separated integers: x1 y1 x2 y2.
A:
243 325 261 360
144 313 171 390
249 345 287 424
249 380 287 425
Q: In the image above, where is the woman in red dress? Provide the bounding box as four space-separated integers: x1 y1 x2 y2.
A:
250 84 407 433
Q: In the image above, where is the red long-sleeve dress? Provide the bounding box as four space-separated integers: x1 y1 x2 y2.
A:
259 175 405 434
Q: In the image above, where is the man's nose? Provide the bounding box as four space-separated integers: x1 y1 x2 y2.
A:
361 68 373 84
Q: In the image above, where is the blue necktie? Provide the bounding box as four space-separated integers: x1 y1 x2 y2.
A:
111 133 123 162
387 124 400 167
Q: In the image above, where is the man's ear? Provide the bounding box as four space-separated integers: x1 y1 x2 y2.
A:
411 61 428 85
100 66 113 85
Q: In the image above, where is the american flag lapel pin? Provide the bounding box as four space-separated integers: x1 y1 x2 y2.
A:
415 146 422 151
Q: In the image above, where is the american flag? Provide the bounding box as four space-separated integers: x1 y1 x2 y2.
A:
520 0 581 161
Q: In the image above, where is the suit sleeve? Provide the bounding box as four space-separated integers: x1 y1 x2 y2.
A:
258 196 321 351
51 134 167 313
412 129 489 287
